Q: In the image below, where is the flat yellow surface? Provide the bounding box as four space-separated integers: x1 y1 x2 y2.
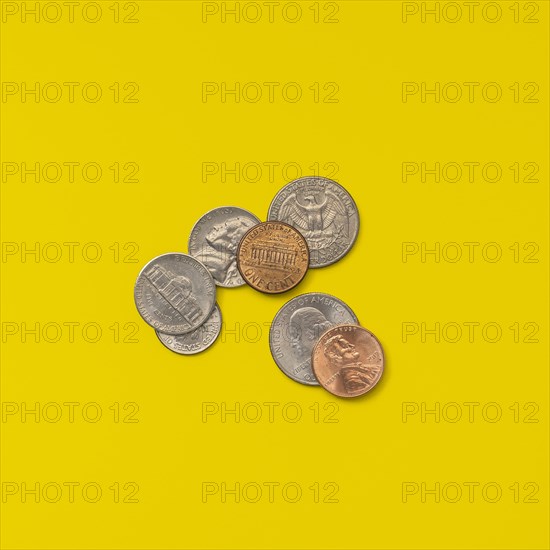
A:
1 1 549 549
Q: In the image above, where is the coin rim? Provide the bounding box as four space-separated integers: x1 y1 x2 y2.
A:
266 176 360 269
311 323 384 398
236 220 310 295
187 206 262 288
134 252 216 335
155 303 222 355
269 293 360 386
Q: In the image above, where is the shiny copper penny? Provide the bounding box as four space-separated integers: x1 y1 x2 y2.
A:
236 221 309 294
312 324 384 398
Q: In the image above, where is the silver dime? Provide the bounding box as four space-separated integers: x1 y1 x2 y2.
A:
134 253 216 335
267 177 359 268
269 292 359 385
188 206 261 287
156 303 222 355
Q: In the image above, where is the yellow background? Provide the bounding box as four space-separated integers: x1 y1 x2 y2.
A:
1 1 549 548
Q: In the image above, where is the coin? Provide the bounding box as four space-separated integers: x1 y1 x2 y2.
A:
134 253 216 335
156 303 222 354
269 293 359 385
312 324 384 398
236 221 309 294
267 176 359 268
188 206 261 288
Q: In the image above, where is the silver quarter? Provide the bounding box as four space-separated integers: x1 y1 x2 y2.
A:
188 206 261 287
269 292 359 385
134 253 216 335
267 177 359 268
156 303 222 355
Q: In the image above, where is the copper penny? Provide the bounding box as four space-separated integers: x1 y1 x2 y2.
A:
236 221 309 294
312 324 384 398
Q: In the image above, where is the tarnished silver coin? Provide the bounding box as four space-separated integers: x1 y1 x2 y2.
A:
269 292 359 385
188 206 261 287
156 303 222 355
134 253 216 335
267 177 359 268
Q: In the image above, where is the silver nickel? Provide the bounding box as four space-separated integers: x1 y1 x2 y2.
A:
267 176 359 268
134 253 216 335
188 206 261 287
269 292 359 385
156 303 222 354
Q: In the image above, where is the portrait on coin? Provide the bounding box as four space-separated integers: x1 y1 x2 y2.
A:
289 307 332 363
196 217 256 285
145 264 203 318
323 335 380 393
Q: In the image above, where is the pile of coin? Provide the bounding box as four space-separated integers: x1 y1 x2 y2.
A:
134 176 384 398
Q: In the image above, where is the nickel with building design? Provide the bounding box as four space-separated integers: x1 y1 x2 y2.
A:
134 253 216 335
